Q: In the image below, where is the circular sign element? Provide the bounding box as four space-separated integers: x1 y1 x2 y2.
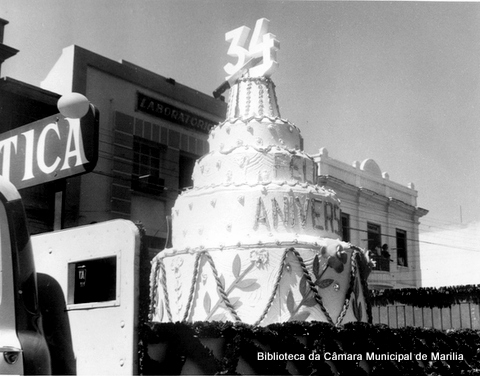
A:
57 93 90 118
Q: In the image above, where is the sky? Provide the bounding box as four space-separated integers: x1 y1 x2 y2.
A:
420 221 480 287
1 0 480 236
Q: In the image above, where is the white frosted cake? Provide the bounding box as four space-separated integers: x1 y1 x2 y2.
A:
149 20 372 326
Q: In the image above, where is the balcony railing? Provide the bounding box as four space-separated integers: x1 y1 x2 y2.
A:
371 254 391 272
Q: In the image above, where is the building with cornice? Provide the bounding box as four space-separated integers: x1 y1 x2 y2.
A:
39 45 226 253
312 148 428 289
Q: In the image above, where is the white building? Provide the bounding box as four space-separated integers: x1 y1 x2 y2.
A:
312 148 428 289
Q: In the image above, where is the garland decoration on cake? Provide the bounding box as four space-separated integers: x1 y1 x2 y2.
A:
149 258 160 321
355 246 374 324
183 252 202 321
203 252 242 322
289 247 334 325
336 248 358 325
254 247 289 325
151 243 374 326
149 258 172 322
160 259 173 322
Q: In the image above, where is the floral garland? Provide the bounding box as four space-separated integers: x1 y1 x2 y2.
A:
371 284 480 308
142 321 480 375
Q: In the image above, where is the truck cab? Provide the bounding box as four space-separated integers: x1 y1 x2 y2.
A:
0 172 146 375
0 176 51 375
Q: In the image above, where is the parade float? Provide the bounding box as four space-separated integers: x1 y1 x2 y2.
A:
143 19 480 376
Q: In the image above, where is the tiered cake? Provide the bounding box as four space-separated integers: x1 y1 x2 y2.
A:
150 20 372 327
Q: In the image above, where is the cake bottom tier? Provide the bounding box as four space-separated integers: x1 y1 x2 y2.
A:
149 240 371 326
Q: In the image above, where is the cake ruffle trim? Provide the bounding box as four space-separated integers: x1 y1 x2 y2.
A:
217 115 296 128
201 144 310 157
188 180 337 191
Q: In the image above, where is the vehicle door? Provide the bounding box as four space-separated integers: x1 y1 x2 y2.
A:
0 185 23 374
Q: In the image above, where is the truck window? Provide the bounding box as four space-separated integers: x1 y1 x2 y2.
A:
68 256 117 306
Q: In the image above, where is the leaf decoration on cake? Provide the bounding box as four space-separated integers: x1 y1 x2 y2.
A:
299 275 308 297
236 279 260 292
229 296 240 306
210 313 227 322
316 278 334 289
288 273 326 320
291 311 311 322
230 296 242 310
303 296 317 307
158 302 164 321
299 275 317 307
232 254 241 278
351 277 363 321
205 255 256 320
204 292 211 314
355 302 363 322
354 276 360 298
287 289 295 314
313 255 321 279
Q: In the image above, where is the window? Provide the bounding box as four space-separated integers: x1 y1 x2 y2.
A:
396 229 408 267
69 256 117 305
367 222 381 253
179 153 196 190
341 212 350 242
132 137 166 195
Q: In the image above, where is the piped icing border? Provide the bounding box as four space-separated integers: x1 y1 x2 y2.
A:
201 143 307 156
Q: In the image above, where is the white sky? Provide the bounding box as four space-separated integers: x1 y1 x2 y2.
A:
1 0 480 236
420 222 480 287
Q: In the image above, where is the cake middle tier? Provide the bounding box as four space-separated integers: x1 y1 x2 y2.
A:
192 146 317 188
209 117 303 152
171 184 342 250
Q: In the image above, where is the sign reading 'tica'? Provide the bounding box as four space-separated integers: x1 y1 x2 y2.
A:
0 94 99 189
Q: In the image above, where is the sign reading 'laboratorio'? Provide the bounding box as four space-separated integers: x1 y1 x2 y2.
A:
0 107 99 189
136 92 216 134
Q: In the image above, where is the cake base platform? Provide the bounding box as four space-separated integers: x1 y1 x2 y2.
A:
142 321 480 375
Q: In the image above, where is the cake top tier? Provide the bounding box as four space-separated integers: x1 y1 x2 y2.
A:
209 19 304 152
226 76 281 120
209 78 302 152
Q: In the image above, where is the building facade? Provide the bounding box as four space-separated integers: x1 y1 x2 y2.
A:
0 19 65 235
312 148 428 289
40 45 226 254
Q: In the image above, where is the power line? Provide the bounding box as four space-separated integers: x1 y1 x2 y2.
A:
88 136 480 253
